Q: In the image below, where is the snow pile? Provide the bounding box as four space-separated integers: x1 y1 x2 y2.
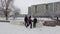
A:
10 20 24 26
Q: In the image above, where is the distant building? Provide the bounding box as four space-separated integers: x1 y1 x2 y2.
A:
28 2 60 18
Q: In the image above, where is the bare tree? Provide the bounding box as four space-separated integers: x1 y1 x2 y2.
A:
0 0 13 20
13 8 20 20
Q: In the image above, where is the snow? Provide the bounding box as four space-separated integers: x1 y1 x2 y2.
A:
0 17 54 21
0 22 60 34
0 17 60 34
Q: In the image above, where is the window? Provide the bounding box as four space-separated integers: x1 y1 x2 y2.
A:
35 5 37 13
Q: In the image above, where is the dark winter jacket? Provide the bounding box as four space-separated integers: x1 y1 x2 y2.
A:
24 16 28 23
33 18 37 23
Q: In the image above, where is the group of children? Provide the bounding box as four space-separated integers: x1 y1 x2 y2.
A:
24 15 37 29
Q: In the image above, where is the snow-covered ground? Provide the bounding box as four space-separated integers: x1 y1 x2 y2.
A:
0 17 60 34
0 17 54 21
0 22 60 34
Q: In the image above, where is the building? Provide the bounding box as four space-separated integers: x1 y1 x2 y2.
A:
28 2 60 18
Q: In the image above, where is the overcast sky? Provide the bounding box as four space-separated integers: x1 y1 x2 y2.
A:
13 0 60 14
